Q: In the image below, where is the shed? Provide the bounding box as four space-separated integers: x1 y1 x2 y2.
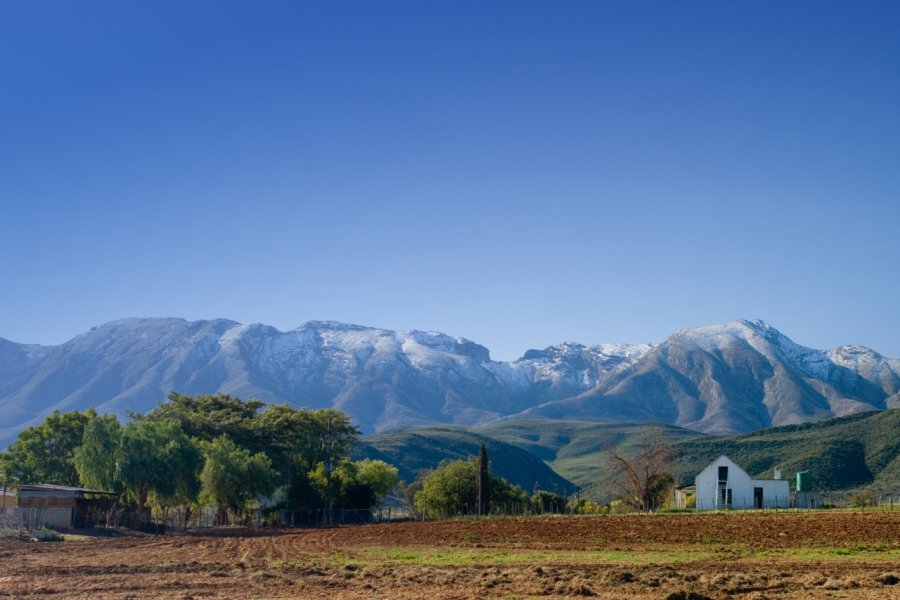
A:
13 484 118 530
673 484 696 509
694 456 790 511
1 485 16 517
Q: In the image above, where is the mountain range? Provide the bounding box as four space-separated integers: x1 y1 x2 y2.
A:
1 317 898 448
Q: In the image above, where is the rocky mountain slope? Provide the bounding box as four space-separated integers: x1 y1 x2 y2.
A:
1 318 898 447
513 320 900 434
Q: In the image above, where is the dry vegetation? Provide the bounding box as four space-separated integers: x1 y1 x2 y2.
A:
1 511 899 599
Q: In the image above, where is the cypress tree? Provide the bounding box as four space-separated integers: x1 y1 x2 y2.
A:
477 443 490 516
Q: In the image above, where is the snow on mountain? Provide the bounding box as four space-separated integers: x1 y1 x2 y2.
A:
513 319 899 435
0 318 897 448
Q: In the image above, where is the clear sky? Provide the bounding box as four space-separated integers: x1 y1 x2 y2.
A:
1 1 898 361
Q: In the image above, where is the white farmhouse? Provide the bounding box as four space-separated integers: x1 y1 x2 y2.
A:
693 456 790 511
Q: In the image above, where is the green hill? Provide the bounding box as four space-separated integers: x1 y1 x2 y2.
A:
475 420 702 502
478 409 900 501
671 408 900 492
354 427 575 493
358 409 900 504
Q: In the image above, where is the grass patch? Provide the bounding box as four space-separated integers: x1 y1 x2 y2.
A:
325 546 717 568
752 546 900 561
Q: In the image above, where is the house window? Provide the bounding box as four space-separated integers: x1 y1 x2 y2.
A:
718 466 728 481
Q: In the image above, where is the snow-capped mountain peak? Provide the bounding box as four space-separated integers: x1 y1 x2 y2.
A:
1 318 897 448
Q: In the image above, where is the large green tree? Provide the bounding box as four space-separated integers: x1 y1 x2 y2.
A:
414 459 478 517
308 458 398 510
149 395 359 503
0 410 94 485
149 392 265 452
199 436 275 524
414 458 528 517
116 418 202 518
354 459 399 501
73 413 122 491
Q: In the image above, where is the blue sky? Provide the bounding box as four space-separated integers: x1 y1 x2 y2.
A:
1 1 898 360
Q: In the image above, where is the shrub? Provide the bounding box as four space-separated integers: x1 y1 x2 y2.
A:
851 490 875 508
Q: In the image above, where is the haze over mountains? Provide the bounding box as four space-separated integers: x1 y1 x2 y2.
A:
1 318 898 448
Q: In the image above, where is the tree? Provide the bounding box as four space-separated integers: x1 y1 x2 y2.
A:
354 459 399 502
310 458 398 510
396 469 430 508
73 413 122 491
607 430 676 512
255 405 359 480
199 436 275 524
149 392 265 452
477 444 490 516
268 407 359 508
414 459 478 517
0 410 94 485
116 418 202 519
151 395 360 506
489 475 530 513
532 491 568 514
413 458 528 517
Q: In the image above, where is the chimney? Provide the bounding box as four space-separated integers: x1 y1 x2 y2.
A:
774 467 781 480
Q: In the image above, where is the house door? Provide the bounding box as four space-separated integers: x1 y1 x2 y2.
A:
754 487 763 509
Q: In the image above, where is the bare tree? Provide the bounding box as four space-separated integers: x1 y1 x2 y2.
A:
607 430 676 512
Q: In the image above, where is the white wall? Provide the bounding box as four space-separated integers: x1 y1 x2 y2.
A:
750 479 790 509
695 456 754 511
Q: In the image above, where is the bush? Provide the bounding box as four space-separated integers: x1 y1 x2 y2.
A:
571 498 608 515
851 490 875 508
532 491 568 514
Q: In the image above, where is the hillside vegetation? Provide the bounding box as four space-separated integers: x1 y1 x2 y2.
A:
365 409 900 503
354 427 573 493
475 421 700 502
672 408 900 492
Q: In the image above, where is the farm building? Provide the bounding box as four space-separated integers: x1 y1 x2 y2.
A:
1 485 16 515
691 456 790 511
7 484 118 530
673 484 696 509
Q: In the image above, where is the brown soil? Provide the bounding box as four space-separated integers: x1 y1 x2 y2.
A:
1 512 898 599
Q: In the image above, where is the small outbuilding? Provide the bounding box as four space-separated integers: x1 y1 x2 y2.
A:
692 456 790 511
673 484 696 509
0 485 16 518
8 484 118 530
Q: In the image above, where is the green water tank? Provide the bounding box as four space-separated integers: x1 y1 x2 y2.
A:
796 470 812 492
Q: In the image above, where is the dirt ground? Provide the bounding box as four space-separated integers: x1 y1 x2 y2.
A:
2 511 898 599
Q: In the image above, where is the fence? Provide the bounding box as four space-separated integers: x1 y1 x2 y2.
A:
691 490 900 512
0 507 22 537
28 489 900 537
267 507 412 527
818 490 900 510
103 504 419 534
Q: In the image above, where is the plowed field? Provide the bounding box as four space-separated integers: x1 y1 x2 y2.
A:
2 511 898 599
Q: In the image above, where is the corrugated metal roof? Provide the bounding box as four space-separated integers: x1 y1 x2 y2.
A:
10 483 118 495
